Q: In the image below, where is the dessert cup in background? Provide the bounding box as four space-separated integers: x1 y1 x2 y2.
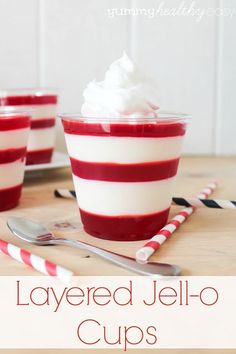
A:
0 109 31 211
0 89 58 165
61 113 188 241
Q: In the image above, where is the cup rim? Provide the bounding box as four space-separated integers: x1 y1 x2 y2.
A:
0 87 58 97
58 110 190 124
0 107 33 117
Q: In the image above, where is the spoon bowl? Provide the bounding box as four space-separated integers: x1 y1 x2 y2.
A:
8 217 54 245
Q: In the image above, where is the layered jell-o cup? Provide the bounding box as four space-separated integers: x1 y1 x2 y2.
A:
61 113 187 241
0 89 57 165
60 53 188 241
0 109 31 211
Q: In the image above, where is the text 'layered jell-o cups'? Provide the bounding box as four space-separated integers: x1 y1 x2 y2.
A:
0 89 58 165
0 109 31 211
60 53 188 241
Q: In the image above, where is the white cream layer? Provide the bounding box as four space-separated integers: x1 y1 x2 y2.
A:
65 134 183 163
0 128 29 150
27 127 55 151
6 104 56 120
73 175 175 216
0 159 25 189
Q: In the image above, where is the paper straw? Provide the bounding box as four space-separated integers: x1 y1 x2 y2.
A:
172 197 236 209
136 181 218 264
54 189 76 199
55 189 233 210
0 239 73 283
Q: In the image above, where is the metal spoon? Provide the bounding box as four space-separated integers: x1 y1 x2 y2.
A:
7 216 181 276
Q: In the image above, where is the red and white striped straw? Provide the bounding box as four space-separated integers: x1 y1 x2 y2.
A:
0 239 73 283
136 181 218 264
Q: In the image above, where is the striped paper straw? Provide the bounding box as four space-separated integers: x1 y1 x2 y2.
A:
55 189 233 210
136 181 218 264
54 189 76 199
0 239 73 283
172 197 236 209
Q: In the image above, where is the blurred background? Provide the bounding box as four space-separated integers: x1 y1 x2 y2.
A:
0 0 235 155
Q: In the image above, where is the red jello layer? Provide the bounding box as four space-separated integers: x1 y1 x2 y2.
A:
0 184 22 211
31 118 56 129
80 208 170 241
62 119 186 138
0 95 57 106
0 148 26 164
0 115 30 131
26 148 53 165
70 157 180 182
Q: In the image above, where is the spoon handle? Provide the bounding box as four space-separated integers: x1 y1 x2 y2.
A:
53 238 180 276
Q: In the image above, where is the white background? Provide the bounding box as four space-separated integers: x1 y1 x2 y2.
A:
0 0 235 155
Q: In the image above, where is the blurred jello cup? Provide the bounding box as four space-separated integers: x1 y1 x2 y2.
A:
0 89 58 165
60 113 188 241
0 109 31 211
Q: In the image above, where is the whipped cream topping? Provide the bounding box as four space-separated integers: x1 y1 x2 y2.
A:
81 52 159 119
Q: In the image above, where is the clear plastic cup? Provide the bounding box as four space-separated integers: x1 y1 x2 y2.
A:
0 88 58 165
0 109 31 211
60 112 188 241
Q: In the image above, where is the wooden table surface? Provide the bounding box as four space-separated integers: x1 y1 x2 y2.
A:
1 156 236 353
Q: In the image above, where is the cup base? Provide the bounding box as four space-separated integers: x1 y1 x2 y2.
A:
26 148 53 165
81 208 170 242
0 184 22 212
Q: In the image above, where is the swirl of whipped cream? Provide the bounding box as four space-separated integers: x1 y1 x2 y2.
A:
81 52 159 119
